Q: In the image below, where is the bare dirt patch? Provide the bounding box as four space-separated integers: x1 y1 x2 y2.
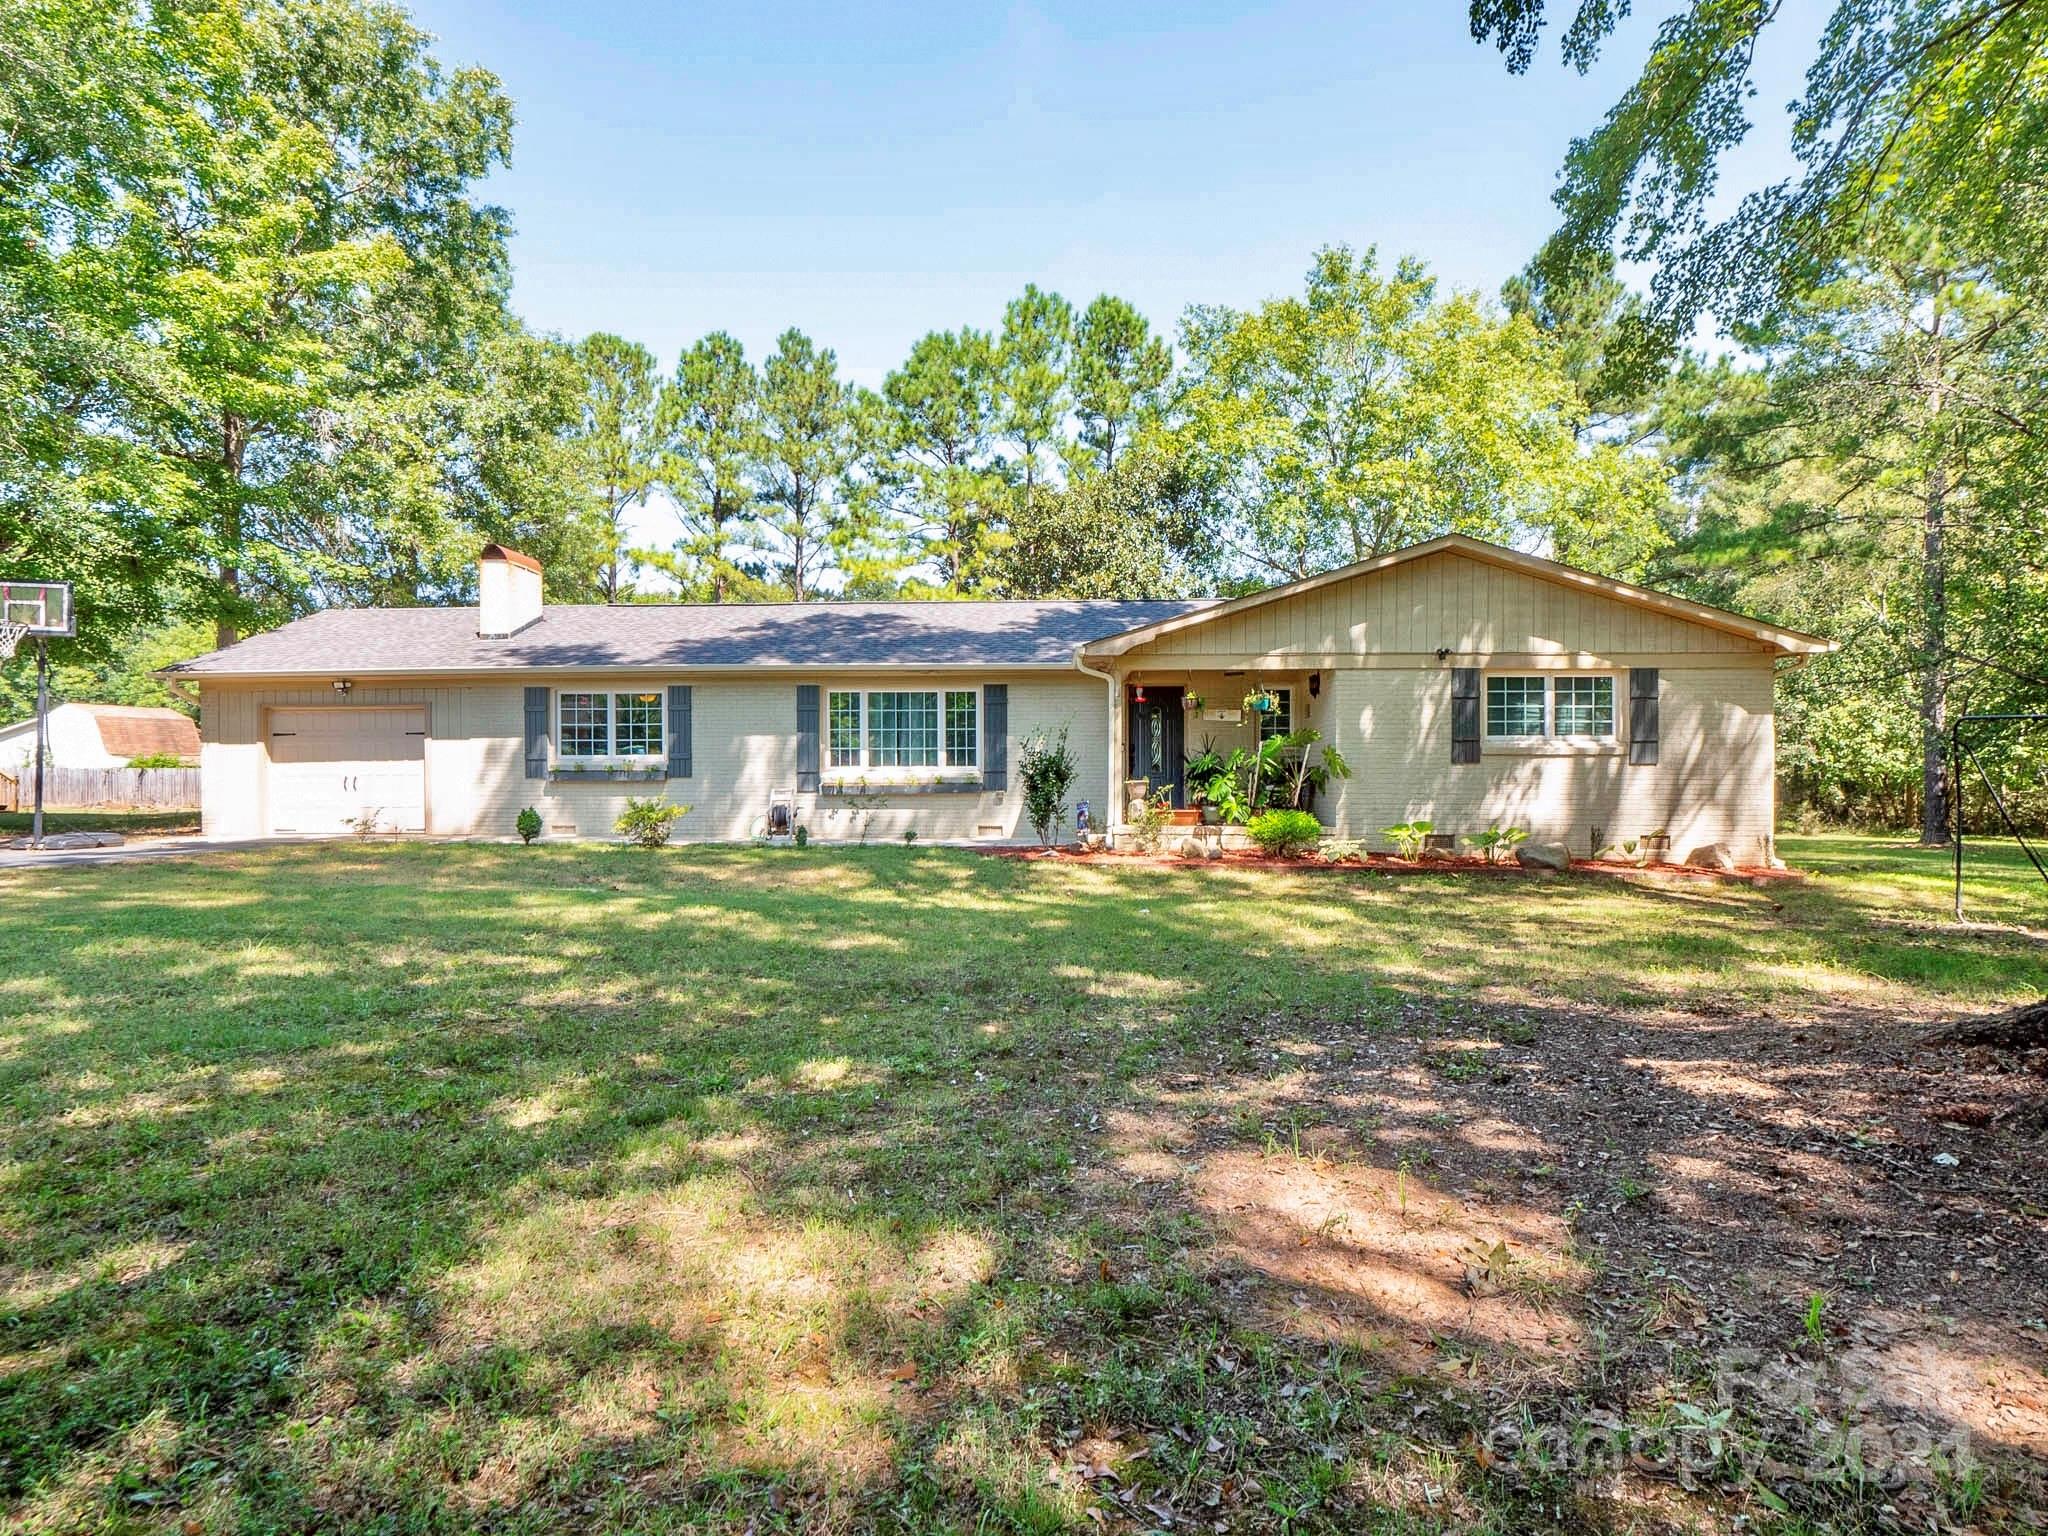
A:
1100 993 2048 1529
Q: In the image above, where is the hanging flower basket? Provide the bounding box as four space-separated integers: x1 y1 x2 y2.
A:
1182 693 1204 711
1244 689 1279 715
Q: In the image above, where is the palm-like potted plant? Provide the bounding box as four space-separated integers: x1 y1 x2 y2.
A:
1184 746 1229 824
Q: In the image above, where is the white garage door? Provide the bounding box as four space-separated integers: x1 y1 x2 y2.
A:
268 707 427 835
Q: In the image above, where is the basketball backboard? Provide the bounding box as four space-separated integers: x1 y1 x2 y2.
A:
0 580 73 638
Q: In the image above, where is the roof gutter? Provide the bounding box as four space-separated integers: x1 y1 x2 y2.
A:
156 660 1084 682
155 672 201 710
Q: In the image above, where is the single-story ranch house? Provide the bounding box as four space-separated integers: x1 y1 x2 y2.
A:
164 536 1833 858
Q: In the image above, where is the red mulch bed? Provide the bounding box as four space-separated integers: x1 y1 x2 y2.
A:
979 846 1803 882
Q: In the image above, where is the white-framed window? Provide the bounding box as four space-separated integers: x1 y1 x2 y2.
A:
1484 674 1616 742
944 690 978 767
1553 675 1616 738
1258 687 1294 742
557 691 665 759
559 692 609 756
868 690 938 766
825 688 980 773
827 691 862 767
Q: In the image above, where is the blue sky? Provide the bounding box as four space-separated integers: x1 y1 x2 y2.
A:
407 0 1821 552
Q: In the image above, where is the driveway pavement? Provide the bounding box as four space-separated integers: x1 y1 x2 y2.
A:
0 836 303 869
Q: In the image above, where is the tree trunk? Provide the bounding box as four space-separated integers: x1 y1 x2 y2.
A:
216 413 246 649
1924 998 2048 1050
1918 456 1950 846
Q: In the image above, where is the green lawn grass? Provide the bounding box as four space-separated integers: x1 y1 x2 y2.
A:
0 809 198 837
1 836 2041 1533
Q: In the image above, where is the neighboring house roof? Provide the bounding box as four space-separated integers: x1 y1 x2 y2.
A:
0 703 199 759
164 599 1218 677
79 704 201 759
1076 534 1838 659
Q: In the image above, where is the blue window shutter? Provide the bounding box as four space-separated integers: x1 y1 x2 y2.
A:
796 685 820 792
667 685 692 778
1629 668 1660 766
1450 669 1480 765
982 684 1008 789
523 687 549 779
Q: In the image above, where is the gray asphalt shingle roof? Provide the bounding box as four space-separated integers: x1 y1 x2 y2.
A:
165 599 1218 676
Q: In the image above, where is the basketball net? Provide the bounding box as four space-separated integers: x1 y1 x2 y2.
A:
0 622 27 661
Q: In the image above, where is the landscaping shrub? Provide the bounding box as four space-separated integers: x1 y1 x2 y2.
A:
1247 809 1322 857
515 806 542 845
1131 789 1172 852
615 796 688 848
1018 729 1078 846
126 752 186 769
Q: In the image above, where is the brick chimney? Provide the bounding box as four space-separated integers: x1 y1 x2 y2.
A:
478 545 543 638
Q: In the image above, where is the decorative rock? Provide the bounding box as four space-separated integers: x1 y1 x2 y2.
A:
1685 842 1737 871
1178 836 1205 859
1515 840 1572 872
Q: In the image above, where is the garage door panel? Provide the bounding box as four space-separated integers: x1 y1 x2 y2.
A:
269 708 427 834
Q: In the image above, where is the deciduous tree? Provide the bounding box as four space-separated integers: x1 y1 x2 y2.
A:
1177 245 1670 583
994 438 1207 600
1471 0 2048 339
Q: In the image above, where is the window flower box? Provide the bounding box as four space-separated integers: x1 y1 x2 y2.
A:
820 774 981 797
549 765 666 783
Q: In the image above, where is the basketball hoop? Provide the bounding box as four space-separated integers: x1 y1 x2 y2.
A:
0 622 27 661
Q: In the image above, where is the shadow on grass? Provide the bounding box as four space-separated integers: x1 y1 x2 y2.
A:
1 841 2042 1531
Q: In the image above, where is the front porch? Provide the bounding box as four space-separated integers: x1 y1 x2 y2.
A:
1099 664 1330 848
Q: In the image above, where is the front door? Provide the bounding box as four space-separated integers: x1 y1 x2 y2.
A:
1127 687 1186 807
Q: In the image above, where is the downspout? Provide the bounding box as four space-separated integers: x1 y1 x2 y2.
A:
156 672 201 710
1073 645 1119 841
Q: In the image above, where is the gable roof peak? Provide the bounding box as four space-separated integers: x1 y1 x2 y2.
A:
1078 533 1835 658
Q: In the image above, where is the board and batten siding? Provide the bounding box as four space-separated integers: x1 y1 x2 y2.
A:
199 671 1108 843
1118 550 1774 665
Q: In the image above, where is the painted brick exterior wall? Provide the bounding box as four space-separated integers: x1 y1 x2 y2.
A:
1318 663 1778 858
200 672 1110 843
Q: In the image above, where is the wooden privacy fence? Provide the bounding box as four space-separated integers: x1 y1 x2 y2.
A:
0 765 199 811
